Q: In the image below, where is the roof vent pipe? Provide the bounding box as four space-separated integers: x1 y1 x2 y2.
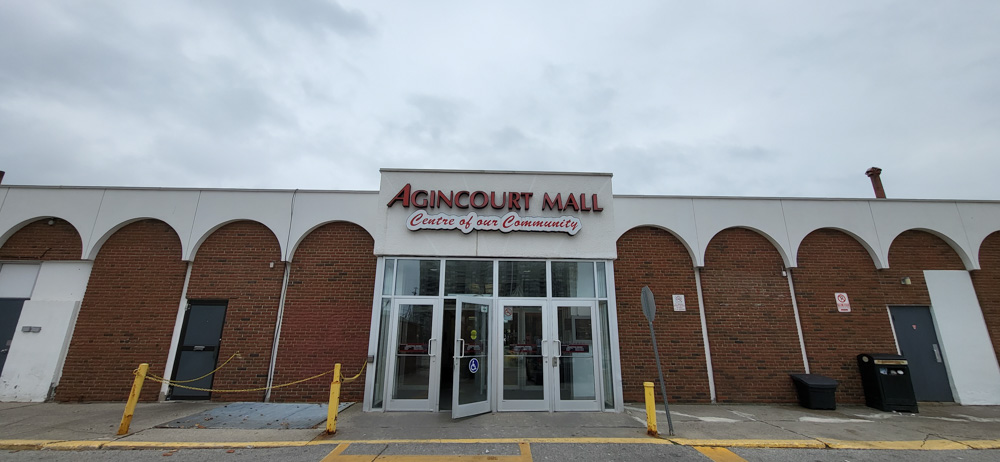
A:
865 167 886 199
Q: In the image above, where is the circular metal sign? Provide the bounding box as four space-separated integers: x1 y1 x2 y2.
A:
641 286 657 323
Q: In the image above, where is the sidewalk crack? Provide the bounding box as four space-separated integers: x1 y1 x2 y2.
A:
752 416 824 446
927 432 972 449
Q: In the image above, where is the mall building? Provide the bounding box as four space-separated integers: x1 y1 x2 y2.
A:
1 169 999 417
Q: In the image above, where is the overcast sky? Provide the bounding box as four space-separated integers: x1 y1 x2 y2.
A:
1 1 998 199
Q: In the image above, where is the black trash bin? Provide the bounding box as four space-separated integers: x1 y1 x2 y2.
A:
789 373 838 410
857 353 918 413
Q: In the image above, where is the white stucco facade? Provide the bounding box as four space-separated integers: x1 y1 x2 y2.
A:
0 169 999 404
1 184 995 271
925 271 1000 405
0 261 91 401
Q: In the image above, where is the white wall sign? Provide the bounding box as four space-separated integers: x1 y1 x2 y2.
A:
835 292 851 313
376 170 616 259
406 210 581 235
672 294 686 312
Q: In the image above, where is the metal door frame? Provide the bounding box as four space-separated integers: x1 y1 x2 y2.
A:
384 298 444 411
0 298 27 376
496 299 550 411
550 300 602 412
452 296 493 418
169 301 228 400
888 305 955 402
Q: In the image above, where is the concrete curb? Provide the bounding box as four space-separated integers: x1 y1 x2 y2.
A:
3 437 1000 451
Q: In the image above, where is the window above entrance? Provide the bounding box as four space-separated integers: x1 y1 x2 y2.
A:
380 258 608 300
444 261 493 296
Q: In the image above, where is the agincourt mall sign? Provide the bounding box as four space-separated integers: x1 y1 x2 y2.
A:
387 183 604 236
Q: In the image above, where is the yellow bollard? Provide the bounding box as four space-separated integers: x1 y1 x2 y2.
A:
117 363 149 435
644 381 658 436
326 363 342 434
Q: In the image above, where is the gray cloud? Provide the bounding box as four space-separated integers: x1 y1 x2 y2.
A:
1 1 998 200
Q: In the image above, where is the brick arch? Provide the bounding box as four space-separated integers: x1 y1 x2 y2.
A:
702 225 793 269
971 231 1000 360
885 228 974 271
187 218 283 264
878 230 965 307
269 221 376 402
85 216 186 261
614 226 708 403
184 220 285 402
56 219 186 402
700 227 801 403
794 228 897 404
0 217 82 260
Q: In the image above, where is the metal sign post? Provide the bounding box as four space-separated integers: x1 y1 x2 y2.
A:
641 286 674 436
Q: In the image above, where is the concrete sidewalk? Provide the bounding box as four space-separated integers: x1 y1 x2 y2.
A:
1 401 999 450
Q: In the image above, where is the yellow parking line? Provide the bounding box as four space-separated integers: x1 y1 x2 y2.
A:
694 447 747 462
320 443 352 461
518 442 532 461
0 439 53 450
962 439 1000 449
41 441 106 450
671 438 824 449
305 437 670 445
320 441 533 462
1 437 991 452
820 439 970 450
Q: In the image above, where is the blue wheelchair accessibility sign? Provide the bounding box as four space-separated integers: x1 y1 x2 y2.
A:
468 357 480 374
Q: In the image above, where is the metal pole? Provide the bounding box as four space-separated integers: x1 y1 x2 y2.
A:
647 320 674 436
643 381 657 436
327 363 342 434
118 363 149 435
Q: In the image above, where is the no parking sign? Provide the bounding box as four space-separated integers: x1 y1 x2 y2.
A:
835 293 851 313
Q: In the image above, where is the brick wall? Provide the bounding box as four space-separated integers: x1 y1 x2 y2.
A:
184 221 284 402
700 228 802 403
971 231 1000 361
55 220 186 401
0 218 82 260
877 230 965 306
269 222 376 402
793 229 897 404
614 226 709 403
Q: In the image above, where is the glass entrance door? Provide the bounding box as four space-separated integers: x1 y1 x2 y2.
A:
551 302 601 411
497 301 549 411
385 298 443 411
452 297 492 418
496 301 602 411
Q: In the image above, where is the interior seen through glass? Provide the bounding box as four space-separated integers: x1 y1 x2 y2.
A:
378 258 612 412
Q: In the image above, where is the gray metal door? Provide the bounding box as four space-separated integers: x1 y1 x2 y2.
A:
170 302 227 400
890 306 954 402
0 299 26 375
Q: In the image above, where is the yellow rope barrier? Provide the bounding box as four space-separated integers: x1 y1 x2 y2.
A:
142 360 367 394
341 361 366 382
146 352 241 384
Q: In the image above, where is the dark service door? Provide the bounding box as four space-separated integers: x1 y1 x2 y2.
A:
890 306 954 402
170 302 227 400
0 299 26 376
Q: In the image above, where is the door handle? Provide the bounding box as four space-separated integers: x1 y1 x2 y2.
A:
429 338 437 357
932 344 942 363
456 339 465 359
